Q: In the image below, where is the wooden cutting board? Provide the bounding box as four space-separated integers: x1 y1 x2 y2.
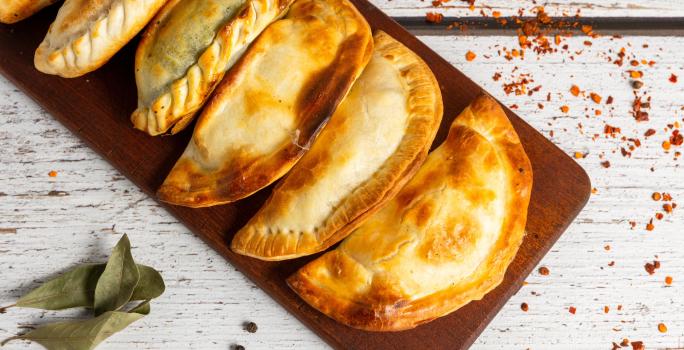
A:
0 2 590 349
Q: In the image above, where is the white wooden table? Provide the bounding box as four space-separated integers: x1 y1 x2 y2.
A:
1 1 683 349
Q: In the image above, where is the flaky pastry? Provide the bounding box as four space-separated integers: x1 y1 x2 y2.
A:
131 0 294 135
157 0 373 207
0 0 57 24
34 0 167 77
288 95 533 331
231 31 443 260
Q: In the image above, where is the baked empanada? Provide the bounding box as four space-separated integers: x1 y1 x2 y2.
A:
231 31 443 261
131 0 293 136
34 0 168 77
0 0 57 24
288 95 533 331
156 0 373 207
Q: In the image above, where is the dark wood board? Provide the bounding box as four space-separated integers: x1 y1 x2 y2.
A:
0 2 591 349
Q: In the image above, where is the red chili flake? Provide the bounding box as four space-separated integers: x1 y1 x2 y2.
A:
670 74 678 83
583 40 592 46
570 85 580 97
644 129 656 137
646 219 655 231
601 161 611 168
604 245 611 251
560 105 569 113
604 124 621 137
520 302 529 312
492 11 501 18
538 266 550 275
568 306 576 314
492 72 501 81
663 141 672 151
608 261 615 266
630 60 639 67
670 130 683 146
425 12 444 24
604 305 610 313
663 203 673 213
606 96 614 105
658 323 668 333
465 50 477 61
644 260 660 275
665 276 673 285
631 341 645 350
656 213 664 220
617 305 623 311
48 170 58 177
652 192 662 201
589 92 602 104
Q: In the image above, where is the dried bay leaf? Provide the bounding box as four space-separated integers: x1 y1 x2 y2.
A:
10 264 163 312
14 264 104 310
129 300 151 315
1 311 144 350
93 234 139 316
130 265 165 301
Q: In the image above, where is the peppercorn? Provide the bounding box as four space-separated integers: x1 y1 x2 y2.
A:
632 80 644 89
243 322 258 333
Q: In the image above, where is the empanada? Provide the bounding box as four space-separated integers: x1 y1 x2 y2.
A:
156 0 373 207
231 31 443 261
0 0 57 24
131 0 294 136
288 95 533 331
34 0 168 77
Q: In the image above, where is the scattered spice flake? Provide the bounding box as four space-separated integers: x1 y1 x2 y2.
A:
492 11 501 18
631 341 645 350
608 261 615 267
606 96 614 104
652 192 662 201
570 85 580 97
656 212 664 220
646 219 654 231
645 129 656 137
568 306 576 314
520 302 529 312
601 160 611 168
665 276 673 285
663 203 673 213
644 260 660 275
538 266 550 275
574 152 585 159
592 187 598 194
670 129 683 146
604 305 610 314
492 72 501 81
48 170 57 177
604 245 611 251
662 141 671 151
630 70 643 79
658 323 667 333
560 105 569 113
465 50 477 61
589 92 602 104
631 80 644 90
425 12 443 24
670 74 678 83
617 305 623 311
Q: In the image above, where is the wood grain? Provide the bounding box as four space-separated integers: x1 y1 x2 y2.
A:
0 2 590 350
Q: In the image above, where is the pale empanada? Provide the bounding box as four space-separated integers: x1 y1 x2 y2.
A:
0 0 57 24
231 31 443 261
131 0 293 136
288 95 533 331
156 0 373 207
34 0 168 77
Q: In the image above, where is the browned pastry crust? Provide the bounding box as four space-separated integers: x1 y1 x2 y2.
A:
288 95 533 331
0 0 57 24
231 31 443 260
157 0 373 207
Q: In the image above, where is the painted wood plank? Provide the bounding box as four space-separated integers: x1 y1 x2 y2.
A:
369 0 684 18
1 35 683 349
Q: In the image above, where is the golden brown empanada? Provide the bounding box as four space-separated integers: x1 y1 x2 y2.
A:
288 95 533 331
0 0 57 24
34 0 167 77
156 0 373 207
131 0 293 136
231 31 443 261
